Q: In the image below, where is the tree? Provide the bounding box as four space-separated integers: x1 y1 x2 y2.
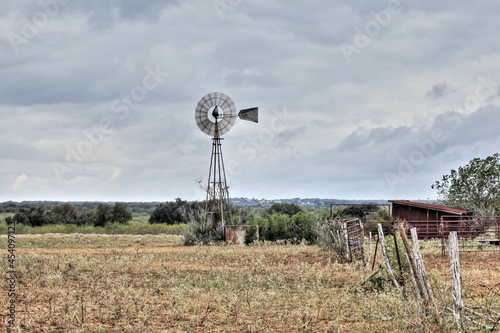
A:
267 203 303 217
13 206 49 227
342 204 378 221
111 202 132 224
94 203 113 227
77 211 95 226
149 199 187 225
432 153 500 216
50 203 78 225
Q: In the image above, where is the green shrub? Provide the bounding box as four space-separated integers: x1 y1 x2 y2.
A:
258 213 291 241
290 212 317 243
365 271 388 292
244 220 259 244
385 234 410 285
183 220 223 245
317 220 347 258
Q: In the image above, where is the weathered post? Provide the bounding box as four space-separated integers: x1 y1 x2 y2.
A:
410 228 441 323
392 223 403 279
367 231 373 267
342 222 351 262
449 231 463 328
398 224 421 301
377 223 400 289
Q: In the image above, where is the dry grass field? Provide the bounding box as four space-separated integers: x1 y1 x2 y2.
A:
1 234 499 332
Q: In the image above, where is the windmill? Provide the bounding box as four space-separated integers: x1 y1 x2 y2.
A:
195 92 258 234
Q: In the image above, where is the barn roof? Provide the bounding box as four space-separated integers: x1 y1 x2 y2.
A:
388 200 472 215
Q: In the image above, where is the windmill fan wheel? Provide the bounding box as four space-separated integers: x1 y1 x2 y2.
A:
195 92 237 137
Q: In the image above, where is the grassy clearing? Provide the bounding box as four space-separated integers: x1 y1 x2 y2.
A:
1 234 499 332
130 212 151 224
0 212 188 235
0 223 188 235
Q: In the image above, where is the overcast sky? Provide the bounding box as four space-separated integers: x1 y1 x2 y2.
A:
1 0 500 202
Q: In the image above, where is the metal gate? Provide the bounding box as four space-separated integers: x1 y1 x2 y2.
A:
344 219 365 262
441 216 500 253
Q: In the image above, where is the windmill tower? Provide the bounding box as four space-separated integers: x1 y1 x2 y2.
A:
195 92 258 234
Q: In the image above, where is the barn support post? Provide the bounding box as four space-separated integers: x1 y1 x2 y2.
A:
440 216 446 257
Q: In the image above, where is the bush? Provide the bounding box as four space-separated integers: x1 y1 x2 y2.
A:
363 234 410 291
183 219 224 246
384 234 410 285
290 212 317 243
258 213 291 241
365 271 388 292
244 220 259 244
317 220 347 259
238 210 320 244
149 199 204 225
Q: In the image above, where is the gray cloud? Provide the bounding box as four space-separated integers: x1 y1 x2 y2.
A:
426 83 449 99
2 1 500 201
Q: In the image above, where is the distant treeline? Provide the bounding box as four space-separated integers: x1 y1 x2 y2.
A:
0 201 160 214
231 197 390 206
6 202 133 227
0 198 391 214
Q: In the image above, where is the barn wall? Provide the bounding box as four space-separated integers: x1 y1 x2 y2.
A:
392 203 443 221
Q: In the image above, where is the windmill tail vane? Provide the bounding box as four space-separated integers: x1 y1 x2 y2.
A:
238 107 259 123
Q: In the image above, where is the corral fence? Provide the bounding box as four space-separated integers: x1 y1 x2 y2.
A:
384 216 500 254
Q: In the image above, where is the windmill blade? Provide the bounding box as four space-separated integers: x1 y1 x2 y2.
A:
238 107 258 123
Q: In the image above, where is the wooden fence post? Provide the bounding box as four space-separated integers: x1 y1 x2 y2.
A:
449 231 463 328
367 232 373 267
398 224 421 301
358 219 366 265
342 222 351 262
377 223 400 289
372 234 379 271
410 228 441 323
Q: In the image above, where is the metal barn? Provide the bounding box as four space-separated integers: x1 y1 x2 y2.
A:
389 200 472 221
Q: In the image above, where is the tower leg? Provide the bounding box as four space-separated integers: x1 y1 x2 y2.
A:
205 137 231 239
